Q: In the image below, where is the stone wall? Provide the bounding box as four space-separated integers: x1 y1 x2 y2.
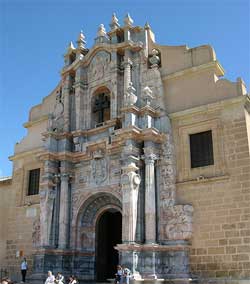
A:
0 178 13 269
172 97 250 280
1 154 42 282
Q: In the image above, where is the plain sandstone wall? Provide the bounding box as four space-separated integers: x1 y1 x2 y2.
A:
172 97 250 279
3 154 41 282
0 179 13 268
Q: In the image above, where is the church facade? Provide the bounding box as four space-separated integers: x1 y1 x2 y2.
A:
0 14 250 284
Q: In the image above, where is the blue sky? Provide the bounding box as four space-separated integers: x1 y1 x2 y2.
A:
0 0 249 177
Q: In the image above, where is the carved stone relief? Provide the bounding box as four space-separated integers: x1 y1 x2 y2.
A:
32 218 40 247
164 205 193 240
89 51 111 82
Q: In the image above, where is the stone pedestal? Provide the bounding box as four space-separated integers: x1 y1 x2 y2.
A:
31 249 95 284
116 243 193 284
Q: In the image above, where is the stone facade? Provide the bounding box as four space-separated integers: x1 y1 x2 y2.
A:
0 14 249 284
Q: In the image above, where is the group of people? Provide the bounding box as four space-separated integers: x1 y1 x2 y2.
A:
115 265 131 284
10 258 131 284
1 278 13 284
44 271 78 284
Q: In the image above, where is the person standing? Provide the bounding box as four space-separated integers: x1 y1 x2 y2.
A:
20 258 28 283
115 265 123 284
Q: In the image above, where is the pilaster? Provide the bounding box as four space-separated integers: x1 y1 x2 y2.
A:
121 142 141 243
62 74 72 132
39 160 57 248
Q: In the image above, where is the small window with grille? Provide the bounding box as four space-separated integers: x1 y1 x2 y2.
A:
27 169 40 195
189 130 214 168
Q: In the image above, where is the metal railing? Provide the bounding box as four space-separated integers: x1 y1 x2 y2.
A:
0 268 8 280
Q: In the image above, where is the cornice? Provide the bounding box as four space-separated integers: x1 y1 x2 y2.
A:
9 147 44 161
177 174 230 186
121 105 160 117
37 126 164 163
0 177 12 185
169 95 246 119
161 60 225 81
23 115 48 129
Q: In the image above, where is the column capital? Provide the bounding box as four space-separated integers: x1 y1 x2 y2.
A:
60 173 71 182
142 146 158 164
122 58 133 67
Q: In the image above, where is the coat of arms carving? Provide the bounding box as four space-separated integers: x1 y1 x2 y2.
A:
91 150 108 185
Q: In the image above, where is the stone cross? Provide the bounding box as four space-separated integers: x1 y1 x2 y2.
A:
93 93 110 123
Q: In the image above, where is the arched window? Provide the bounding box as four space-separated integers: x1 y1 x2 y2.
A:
92 89 110 127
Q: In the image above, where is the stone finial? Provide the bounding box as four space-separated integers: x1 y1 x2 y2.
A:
67 41 76 53
77 30 86 49
144 22 151 30
124 13 133 27
97 24 107 37
110 13 120 30
143 86 154 106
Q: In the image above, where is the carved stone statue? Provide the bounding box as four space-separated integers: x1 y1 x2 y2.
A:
47 90 64 132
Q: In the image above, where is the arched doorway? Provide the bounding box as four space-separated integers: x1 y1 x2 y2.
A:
96 209 122 282
75 193 122 281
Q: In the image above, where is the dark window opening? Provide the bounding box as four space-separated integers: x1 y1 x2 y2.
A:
28 169 40 195
93 93 110 126
189 130 214 168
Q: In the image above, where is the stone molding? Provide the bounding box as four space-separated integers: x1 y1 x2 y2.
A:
115 243 190 252
161 60 225 81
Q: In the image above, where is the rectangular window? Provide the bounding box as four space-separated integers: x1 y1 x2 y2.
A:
189 130 214 168
28 169 40 195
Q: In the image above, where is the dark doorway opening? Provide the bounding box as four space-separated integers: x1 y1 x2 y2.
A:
96 210 122 282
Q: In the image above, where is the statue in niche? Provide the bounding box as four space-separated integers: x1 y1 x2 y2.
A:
47 89 64 132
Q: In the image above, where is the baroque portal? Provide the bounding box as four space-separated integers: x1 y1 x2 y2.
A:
31 14 194 284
